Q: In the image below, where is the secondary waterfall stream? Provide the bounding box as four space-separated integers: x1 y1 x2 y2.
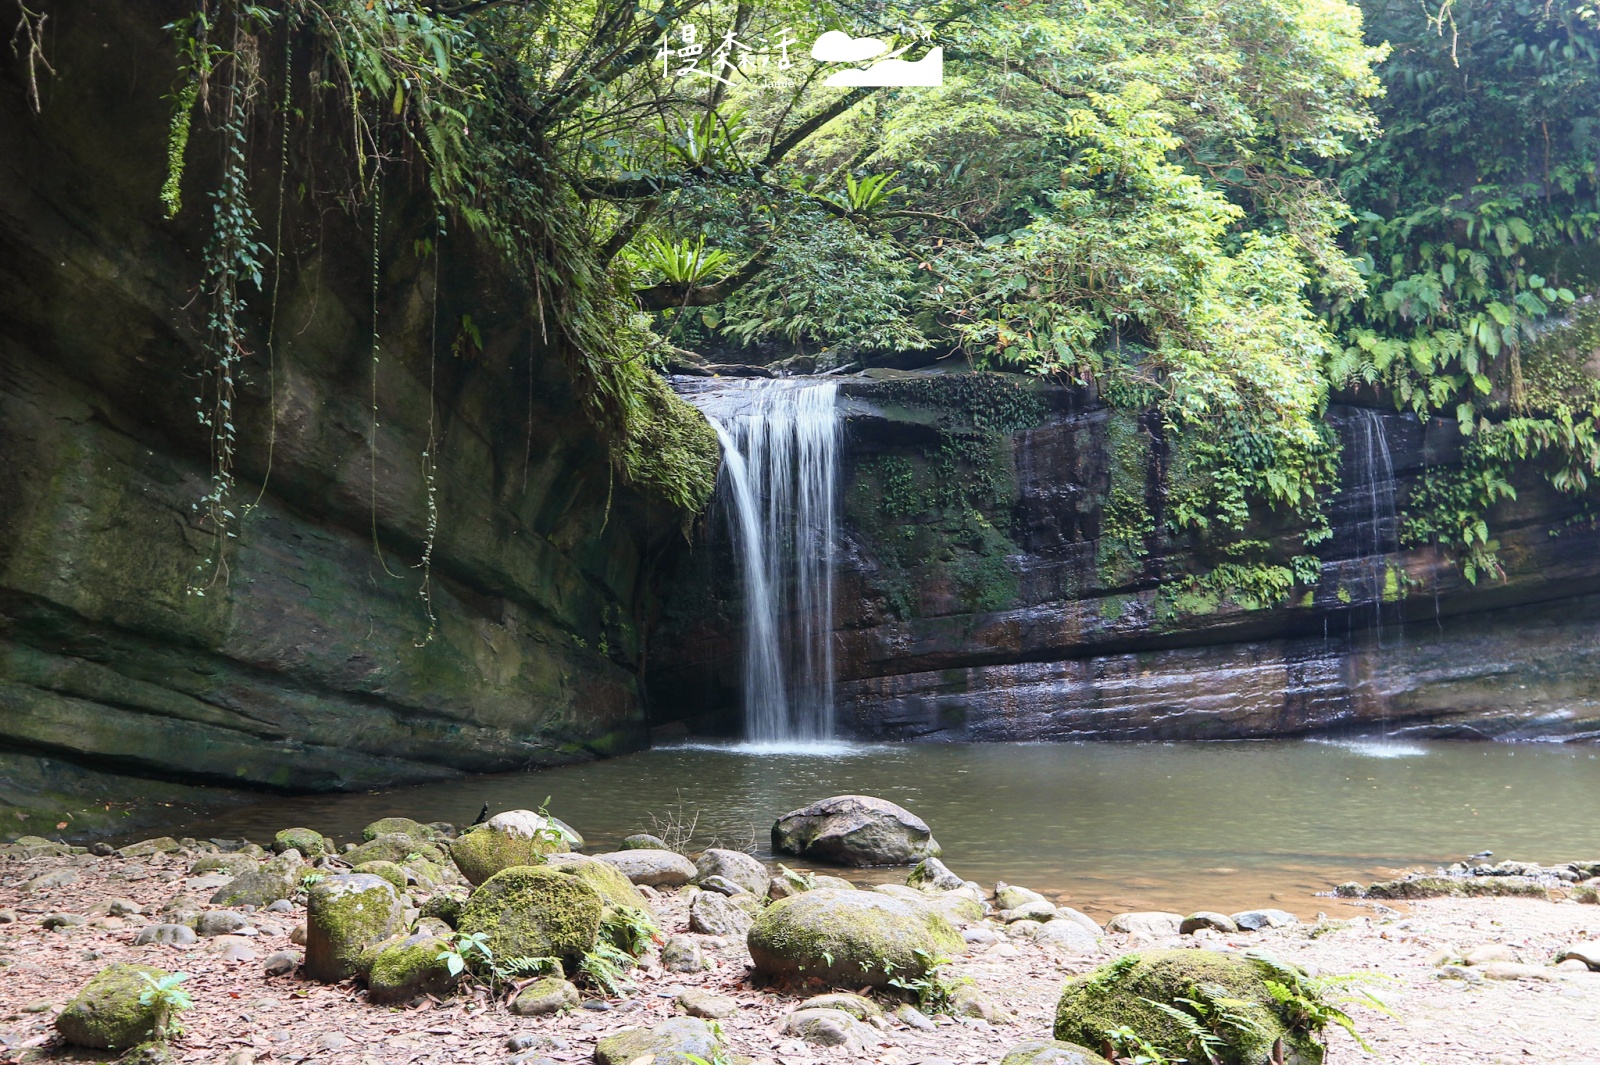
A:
676 378 840 743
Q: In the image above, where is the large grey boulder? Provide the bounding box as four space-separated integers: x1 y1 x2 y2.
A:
772 795 940 866
596 849 697 888
457 865 603 965
695 848 770 897
747 887 963 988
368 933 459 1004
210 852 303 908
304 874 406 983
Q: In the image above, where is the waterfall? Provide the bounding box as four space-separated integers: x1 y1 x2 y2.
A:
676 378 840 743
1351 409 1398 633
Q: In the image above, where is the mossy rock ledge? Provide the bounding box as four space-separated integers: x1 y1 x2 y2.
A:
55 963 173 1049
458 865 604 964
1054 950 1325 1065
450 810 579 886
746 888 963 989
304 874 407 983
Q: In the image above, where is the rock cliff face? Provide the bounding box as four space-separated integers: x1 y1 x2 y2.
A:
651 367 1600 743
0 2 691 834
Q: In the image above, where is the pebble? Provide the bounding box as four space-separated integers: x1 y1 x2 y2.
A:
106 899 144 917
0 910 15 924
265 899 295 913
41 912 86 930
895 1004 936 1030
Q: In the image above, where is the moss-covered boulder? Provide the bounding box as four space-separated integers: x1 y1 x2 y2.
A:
210 853 304 908
458 866 603 965
368 933 459 1004
449 811 575 886
55 963 175 1049
747 888 963 989
274 828 326 856
346 833 447 867
363 817 437 841
594 1017 723 1065
1054 950 1324 1065
304 874 406 983
353 860 409 894
872 883 984 923
544 853 650 911
999 1039 1104 1065
621 833 668 850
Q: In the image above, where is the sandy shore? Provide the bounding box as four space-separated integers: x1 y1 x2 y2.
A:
2 846 1598 1064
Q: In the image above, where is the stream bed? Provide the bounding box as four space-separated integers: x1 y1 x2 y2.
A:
167 739 1600 918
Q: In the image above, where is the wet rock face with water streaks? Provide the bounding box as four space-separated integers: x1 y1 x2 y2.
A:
651 376 1600 744
773 795 941 866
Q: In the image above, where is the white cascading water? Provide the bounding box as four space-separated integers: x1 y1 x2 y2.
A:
677 378 840 743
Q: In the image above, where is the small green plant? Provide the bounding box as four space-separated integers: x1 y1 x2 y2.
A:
136 972 193 1041
628 233 732 285
496 954 561 979
887 949 966 1014
599 905 660 958
1102 1025 1182 1065
777 864 816 893
1142 982 1266 1064
832 170 906 214
1249 952 1395 1053
577 940 635 997
298 871 326 892
436 930 494 978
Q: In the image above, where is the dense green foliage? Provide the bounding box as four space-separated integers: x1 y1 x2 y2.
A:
30 0 1600 598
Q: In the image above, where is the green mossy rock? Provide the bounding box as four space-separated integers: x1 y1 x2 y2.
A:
419 891 465 929
353 861 410 894
999 1039 1104 1065
304 874 406 983
593 1017 722 1065
620 833 669 850
458 865 603 964
210 853 304 908
746 888 964 989
189 853 255 877
449 811 574 886
118 838 182 859
363 817 436 842
1366 875 1548 900
274 828 326 856
544 853 650 912
55 963 173 1049
509 975 580 1016
368 933 458 1004
347 833 447 867
1053 950 1324 1065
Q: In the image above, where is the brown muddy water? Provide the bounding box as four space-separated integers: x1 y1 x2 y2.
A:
164 739 1600 919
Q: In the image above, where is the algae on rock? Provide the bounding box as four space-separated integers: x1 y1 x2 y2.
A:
55 963 175 1050
1054 950 1324 1065
458 865 604 964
